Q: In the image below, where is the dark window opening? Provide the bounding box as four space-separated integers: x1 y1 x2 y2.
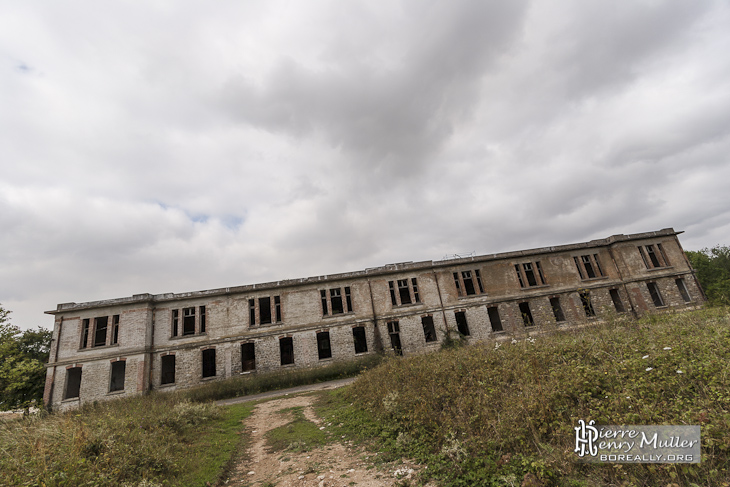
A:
638 246 650 268
172 310 179 337
199 306 206 333
646 245 662 267
64 367 82 399
421 316 437 343
275 296 282 322
676 278 691 303
475 270 484 293
455 311 470 336
241 343 256 371
515 264 525 287
550 297 566 322
388 281 397 306
331 289 344 314
523 263 538 287
94 316 108 347
81 319 90 348
280 337 294 365
487 306 503 332
453 272 462 295
593 254 604 276
411 278 420 303
249 299 256 326
573 257 585 279
112 315 120 344
536 262 546 284
462 271 476 295
387 321 402 355
657 243 670 266
519 302 534 326
353 326 368 354
109 361 125 392
647 282 665 307
183 307 195 335
320 290 328 315
582 255 596 278
580 292 596 317
610 289 626 313
202 348 216 378
259 297 272 324
161 355 176 384
345 287 352 312
398 279 412 304
317 332 332 360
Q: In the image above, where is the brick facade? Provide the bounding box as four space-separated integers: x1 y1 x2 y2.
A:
44 228 705 411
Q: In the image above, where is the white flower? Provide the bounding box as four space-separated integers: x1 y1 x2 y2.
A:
646 367 653 371
626 396 630 399
663 347 672 350
511 338 518 344
676 370 683 374
642 355 650 359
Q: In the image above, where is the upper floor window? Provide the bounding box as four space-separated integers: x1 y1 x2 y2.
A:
638 244 670 269
388 278 420 306
453 270 485 296
515 262 546 288
249 296 282 326
574 254 605 279
320 287 353 316
80 314 120 349
171 306 207 337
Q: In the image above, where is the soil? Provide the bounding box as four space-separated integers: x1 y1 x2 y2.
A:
220 393 428 487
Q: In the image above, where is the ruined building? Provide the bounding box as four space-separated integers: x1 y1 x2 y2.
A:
44 228 704 411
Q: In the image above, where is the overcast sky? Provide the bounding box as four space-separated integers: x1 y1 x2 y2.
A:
2 1 729 330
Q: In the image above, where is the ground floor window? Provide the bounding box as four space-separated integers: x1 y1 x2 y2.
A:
421 316 437 342
202 348 216 378
241 343 256 371
161 355 175 384
109 360 126 392
317 332 332 360
488 306 503 332
64 367 82 399
352 326 367 354
280 337 294 365
454 311 470 336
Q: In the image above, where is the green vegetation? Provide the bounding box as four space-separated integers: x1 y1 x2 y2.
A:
687 245 730 306
182 353 382 403
265 406 329 452
0 304 52 410
318 307 730 486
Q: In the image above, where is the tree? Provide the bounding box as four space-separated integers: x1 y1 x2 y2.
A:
0 305 52 410
686 245 730 307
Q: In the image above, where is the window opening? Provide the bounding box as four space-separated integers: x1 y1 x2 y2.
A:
638 246 650 268
387 321 402 355
582 255 596 279
202 348 216 378
241 343 256 371
398 279 412 304
112 315 120 344
455 311 470 336
475 269 484 293
573 257 585 279
320 290 328 315
109 361 126 392
646 245 662 267
579 291 595 317
81 319 90 348
421 316 437 342
330 288 344 314
593 254 604 276
259 297 272 324
609 289 626 313
657 243 670 266
487 306 503 332
388 281 397 306
345 287 352 312
523 263 537 287
519 302 534 326
647 282 665 307
453 272 461 295
64 367 82 399
462 271 476 295
249 299 256 326
183 307 195 335
94 316 108 347
411 278 420 303
199 306 206 333
275 296 282 322
515 264 526 287
317 332 332 360
676 278 691 303
161 355 176 384
280 337 294 365
352 326 368 354
550 297 566 322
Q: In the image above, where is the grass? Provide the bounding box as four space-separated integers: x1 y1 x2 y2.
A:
316 307 730 487
265 406 329 452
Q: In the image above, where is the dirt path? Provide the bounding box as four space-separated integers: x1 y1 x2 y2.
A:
220 393 425 487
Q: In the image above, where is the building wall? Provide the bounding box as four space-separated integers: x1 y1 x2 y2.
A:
44 228 705 410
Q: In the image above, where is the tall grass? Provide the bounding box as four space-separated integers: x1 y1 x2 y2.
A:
324 307 730 486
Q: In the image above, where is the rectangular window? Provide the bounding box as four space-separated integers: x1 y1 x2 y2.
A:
397 279 412 304
646 245 662 267
638 246 650 268
317 332 332 360
582 255 596 278
573 257 585 279
81 319 90 348
259 297 272 324
453 272 461 295
580 291 596 317
411 278 420 303
421 316 437 343
330 288 344 314
519 302 534 326
593 254 604 277
183 307 195 335
676 278 691 303
161 355 176 385
345 287 352 312
275 296 282 322
353 326 368 354
647 282 665 307
320 290 328 315
94 316 108 347
610 289 626 313
249 299 256 326
639 244 670 269
241 343 256 371
657 243 670 266
387 321 402 355
388 281 397 306
112 315 120 344
455 270 483 296
550 297 566 322
280 337 294 365
575 254 605 279
202 348 216 378
516 262 545 288
487 306 503 332
475 270 484 293
455 311 470 336
109 361 126 392
199 306 206 333
64 367 82 399
172 310 179 336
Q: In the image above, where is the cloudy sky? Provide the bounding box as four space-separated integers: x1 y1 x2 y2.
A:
2 1 729 330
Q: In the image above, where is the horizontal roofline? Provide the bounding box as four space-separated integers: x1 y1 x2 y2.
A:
46 228 680 314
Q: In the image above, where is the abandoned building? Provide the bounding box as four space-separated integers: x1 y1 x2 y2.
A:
43 228 704 411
